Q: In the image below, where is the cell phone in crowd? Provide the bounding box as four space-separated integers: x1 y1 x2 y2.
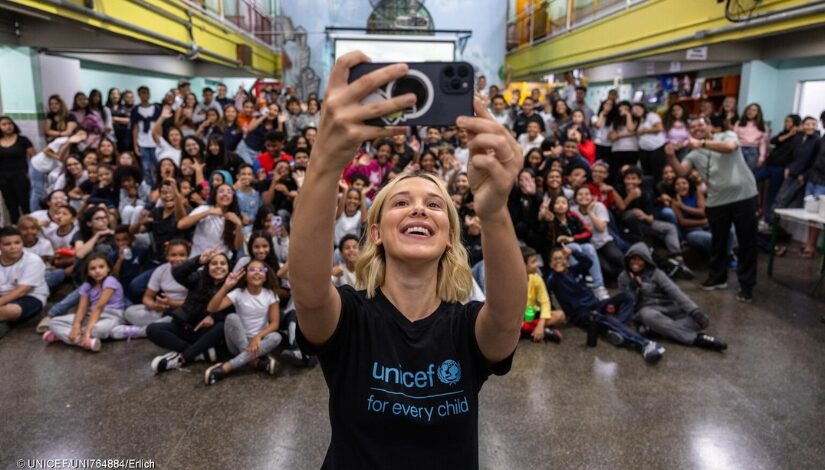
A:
348 62 474 127
271 215 283 231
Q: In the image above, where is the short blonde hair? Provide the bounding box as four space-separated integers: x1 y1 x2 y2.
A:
355 173 473 302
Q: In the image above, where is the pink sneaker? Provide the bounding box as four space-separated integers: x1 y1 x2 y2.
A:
85 338 101 352
42 331 58 344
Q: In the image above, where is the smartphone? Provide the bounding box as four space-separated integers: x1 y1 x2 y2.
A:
348 62 474 127
271 215 283 230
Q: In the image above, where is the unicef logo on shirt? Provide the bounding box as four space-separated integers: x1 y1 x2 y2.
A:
436 359 461 385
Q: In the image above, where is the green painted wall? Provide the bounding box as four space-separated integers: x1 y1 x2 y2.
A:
0 46 39 116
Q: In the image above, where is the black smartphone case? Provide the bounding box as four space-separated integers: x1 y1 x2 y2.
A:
348 62 474 127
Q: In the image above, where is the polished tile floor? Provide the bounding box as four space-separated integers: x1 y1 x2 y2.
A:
1 253 824 470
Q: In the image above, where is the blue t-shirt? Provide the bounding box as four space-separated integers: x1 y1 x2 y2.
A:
235 188 261 226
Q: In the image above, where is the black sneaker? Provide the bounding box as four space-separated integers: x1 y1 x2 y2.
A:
151 352 183 374
700 279 728 291
543 328 563 344
694 333 728 352
675 262 695 280
735 290 753 303
604 330 624 346
204 363 227 385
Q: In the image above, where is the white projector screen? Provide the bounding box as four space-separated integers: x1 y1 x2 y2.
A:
333 34 456 63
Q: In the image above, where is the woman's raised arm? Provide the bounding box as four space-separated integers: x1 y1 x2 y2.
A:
458 98 527 364
289 52 414 347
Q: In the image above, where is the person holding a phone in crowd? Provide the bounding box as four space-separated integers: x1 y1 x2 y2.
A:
289 52 526 469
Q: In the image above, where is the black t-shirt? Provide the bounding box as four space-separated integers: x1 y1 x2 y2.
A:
513 113 545 138
0 135 33 173
297 286 513 470
619 186 654 215
147 205 191 262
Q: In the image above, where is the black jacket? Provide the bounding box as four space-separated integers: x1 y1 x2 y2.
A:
787 131 821 178
171 257 232 325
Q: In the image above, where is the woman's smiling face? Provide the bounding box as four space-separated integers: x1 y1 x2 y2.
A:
373 177 451 264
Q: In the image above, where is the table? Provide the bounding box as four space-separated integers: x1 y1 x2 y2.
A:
768 208 825 295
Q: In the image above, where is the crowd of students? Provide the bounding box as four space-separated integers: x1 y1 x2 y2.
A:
0 72 823 375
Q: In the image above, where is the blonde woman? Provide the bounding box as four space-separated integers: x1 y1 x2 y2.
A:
290 52 526 469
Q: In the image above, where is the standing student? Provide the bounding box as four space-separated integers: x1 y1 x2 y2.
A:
130 86 161 187
204 259 282 384
289 54 526 469
0 116 35 223
734 103 768 173
0 227 49 339
44 255 126 352
44 94 78 142
334 188 367 248
632 103 668 183
665 115 758 302
30 128 87 212
607 101 639 185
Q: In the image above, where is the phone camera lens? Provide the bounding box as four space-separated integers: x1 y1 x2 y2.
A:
450 78 462 90
391 75 428 110
444 67 455 78
458 66 469 78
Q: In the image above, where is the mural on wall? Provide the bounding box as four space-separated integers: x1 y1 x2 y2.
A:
278 0 506 96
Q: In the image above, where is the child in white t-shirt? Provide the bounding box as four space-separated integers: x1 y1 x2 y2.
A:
332 234 358 288
204 259 282 384
17 215 54 263
0 227 49 339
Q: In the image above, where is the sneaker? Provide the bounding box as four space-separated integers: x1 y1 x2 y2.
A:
151 352 183 374
604 330 624 346
114 325 144 341
36 316 51 333
204 363 226 385
675 262 695 280
694 333 728 352
735 290 753 303
263 353 280 375
42 330 59 344
279 348 306 367
642 341 665 364
593 286 610 301
0 322 9 340
543 328 563 344
700 279 728 291
279 348 318 368
85 338 101 352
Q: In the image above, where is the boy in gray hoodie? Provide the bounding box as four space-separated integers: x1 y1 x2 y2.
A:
619 243 727 351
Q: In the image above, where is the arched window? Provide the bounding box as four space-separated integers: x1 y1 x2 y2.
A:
367 0 435 35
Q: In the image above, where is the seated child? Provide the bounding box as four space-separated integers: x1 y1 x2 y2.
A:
235 164 262 233
546 246 666 363
18 215 54 263
121 239 190 338
618 243 727 351
0 227 49 339
204 259 282 384
44 254 128 351
332 234 359 288
146 249 231 373
618 166 693 280
86 163 118 208
520 246 564 343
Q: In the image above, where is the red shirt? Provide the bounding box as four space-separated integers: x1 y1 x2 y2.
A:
255 150 293 176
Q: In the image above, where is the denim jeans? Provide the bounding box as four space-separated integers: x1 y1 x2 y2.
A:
48 287 81 317
29 162 49 212
45 269 66 291
741 146 759 173
140 147 157 188
754 165 786 221
567 242 605 288
127 264 159 305
235 140 258 165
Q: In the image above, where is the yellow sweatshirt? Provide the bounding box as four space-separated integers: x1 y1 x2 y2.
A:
527 273 552 320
